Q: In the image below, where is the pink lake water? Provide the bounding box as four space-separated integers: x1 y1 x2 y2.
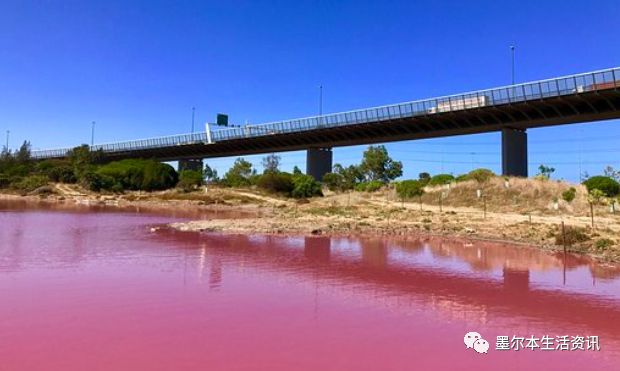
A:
1 200 620 370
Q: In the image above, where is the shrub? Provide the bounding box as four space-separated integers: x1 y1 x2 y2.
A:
594 238 614 251
429 174 454 186
455 174 469 182
418 172 431 185
395 180 424 200
322 172 344 192
355 180 384 192
177 170 204 192
142 161 178 191
47 165 77 183
561 187 577 203
583 176 620 197
257 172 294 194
554 226 590 246
80 171 115 192
291 174 323 198
97 159 177 191
467 168 495 184
0 174 10 188
11 175 49 192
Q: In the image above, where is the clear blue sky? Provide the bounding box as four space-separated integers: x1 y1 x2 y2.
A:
1 0 619 181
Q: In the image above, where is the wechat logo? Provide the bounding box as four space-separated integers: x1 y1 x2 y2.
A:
464 331 489 354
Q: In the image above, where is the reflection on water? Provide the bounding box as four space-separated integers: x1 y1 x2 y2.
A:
1 201 619 370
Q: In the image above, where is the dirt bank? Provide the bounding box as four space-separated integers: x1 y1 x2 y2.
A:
2 180 619 262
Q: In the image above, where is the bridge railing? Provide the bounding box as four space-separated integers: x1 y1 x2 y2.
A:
31 67 619 159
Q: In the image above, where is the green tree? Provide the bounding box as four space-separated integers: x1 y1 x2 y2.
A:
223 158 254 187
359 145 402 182
333 163 364 190
537 164 555 180
203 164 219 183
292 165 303 175
15 141 32 164
583 176 620 197
68 144 96 179
588 188 607 228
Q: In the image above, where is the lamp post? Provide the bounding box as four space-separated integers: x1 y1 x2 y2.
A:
191 107 195 134
319 85 323 117
91 121 95 147
510 46 515 85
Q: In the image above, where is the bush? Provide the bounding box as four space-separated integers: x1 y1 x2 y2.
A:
177 170 204 192
395 180 424 200
554 226 590 246
322 172 344 192
418 172 431 185
561 187 577 203
355 180 384 192
583 176 620 197
11 175 49 192
594 238 614 251
291 174 323 198
0 174 10 188
257 172 294 194
80 171 115 192
455 174 469 182
466 168 495 184
97 159 178 191
47 165 77 183
142 161 178 191
429 174 454 186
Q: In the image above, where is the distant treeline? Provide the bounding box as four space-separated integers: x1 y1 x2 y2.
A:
1 142 619 202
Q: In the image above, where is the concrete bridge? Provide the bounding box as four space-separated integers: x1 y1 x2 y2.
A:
33 67 620 179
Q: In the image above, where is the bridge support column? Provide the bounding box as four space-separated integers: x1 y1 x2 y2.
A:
178 159 204 173
306 147 332 181
501 128 528 177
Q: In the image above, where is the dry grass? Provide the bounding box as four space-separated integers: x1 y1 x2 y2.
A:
418 177 593 215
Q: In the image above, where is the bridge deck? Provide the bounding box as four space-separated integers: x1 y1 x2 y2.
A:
33 67 620 161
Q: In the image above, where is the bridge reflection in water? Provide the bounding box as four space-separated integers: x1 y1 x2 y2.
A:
156 229 620 349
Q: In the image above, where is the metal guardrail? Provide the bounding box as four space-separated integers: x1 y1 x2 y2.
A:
32 67 619 159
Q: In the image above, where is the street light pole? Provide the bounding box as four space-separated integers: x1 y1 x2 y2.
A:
91 121 96 147
510 45 515 85
191 107 195 134
319 85 323 117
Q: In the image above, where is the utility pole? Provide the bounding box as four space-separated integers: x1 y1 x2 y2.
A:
191 107 195 133
5 130 9 151
510 45 515 85
91 121 96 147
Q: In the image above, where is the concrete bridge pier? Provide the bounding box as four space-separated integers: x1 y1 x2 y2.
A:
178 159 204 173
501 128 528 177
306 147 333 181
